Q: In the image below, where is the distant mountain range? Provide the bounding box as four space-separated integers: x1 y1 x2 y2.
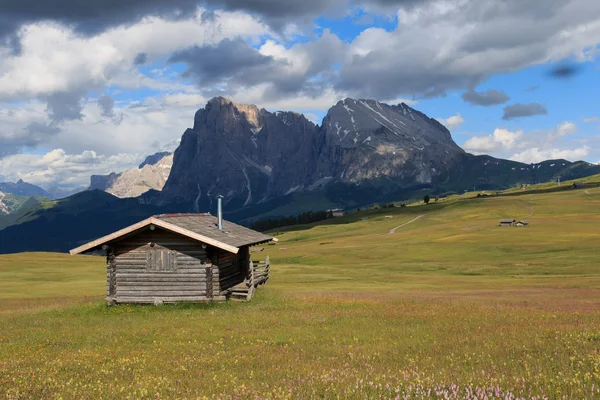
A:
0 179 85 201
0 180 51 198
1 96 599 253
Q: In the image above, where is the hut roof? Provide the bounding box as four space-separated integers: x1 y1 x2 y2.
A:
499 219 515 223
70 213 274 255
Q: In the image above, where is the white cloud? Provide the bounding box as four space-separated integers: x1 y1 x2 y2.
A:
436 113 464 130
233 84 342 111
556 121 577 136
463 121 579 156
463 128 523 153
510 146 590 163
583 116 599 123
336 0 600 98
0 9 270 101
0 93 197 159
0 149 143 189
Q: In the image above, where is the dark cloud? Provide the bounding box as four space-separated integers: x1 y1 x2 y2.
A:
462 88 509 106
0 32 22 55
45 91 87 122
98 95 115 117
0 121 61 157
333 0 596 100
335 46 470 100
200 9 217 22
133 52 148 65
549 63 580 79
524 85 540 92
502 103 547 120
0 0 427 43
170 32 345 100
25 121 61 135
0 0 199 39
169 38 277 85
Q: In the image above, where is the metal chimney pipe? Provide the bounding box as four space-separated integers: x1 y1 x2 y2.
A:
217 195 223 230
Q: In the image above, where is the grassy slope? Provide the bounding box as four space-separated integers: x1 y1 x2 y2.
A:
1 182 600 398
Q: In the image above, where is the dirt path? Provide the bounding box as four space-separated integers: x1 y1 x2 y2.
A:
385 214 425 235
527 202 535 217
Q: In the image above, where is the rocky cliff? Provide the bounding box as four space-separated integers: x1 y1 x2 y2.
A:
160 97 319 210
315 99 465 185
158 97 600 212
159 97 466 209
89 152 173 198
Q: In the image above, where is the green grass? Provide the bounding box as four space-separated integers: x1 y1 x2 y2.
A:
1 183 600 398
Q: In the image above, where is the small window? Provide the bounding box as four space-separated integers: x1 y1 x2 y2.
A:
146 246 177 271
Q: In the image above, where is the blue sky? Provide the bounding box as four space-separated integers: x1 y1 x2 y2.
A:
0 0 599 189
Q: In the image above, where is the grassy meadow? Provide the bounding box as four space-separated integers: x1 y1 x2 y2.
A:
1 180 600 399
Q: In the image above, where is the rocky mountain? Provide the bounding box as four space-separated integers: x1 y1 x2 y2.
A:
0 180 51 198
159 97 319 209
2 96 600 254
139 151 171 169
158 97 600 212
89 152 173 198
315 99 465 185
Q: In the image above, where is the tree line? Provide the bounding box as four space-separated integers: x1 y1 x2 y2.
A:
251 210 332 232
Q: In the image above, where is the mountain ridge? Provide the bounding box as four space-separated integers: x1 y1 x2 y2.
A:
1 96 600 253
158 96 599 212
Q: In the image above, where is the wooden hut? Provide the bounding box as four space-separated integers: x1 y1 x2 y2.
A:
70 213 275 305
499 219 515 227
326 208 345 217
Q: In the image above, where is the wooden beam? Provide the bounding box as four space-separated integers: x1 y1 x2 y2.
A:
69 217 240 255
69 217 154 255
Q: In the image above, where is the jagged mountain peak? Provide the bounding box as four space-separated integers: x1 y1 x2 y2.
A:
322 97 458 153
195 97 264 133
139 151 172 169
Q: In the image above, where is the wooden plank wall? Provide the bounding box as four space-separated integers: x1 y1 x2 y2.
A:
111 229 208 304
215 248 246 294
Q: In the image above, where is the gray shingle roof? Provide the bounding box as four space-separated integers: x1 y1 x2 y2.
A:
70 213 273 255
155 213 273 248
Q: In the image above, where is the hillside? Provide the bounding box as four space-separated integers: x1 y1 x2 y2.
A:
1 180 600 398
0 190 163 253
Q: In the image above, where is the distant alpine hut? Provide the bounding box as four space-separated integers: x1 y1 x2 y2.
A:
499 219 515 227
70 202 275 305
327 208 345 217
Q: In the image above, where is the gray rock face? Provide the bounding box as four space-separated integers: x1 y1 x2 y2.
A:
160 97 319 209
316 99 465 184
89 152 173 198
89 172 121 192
160 96 466 208
139 151 171 169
